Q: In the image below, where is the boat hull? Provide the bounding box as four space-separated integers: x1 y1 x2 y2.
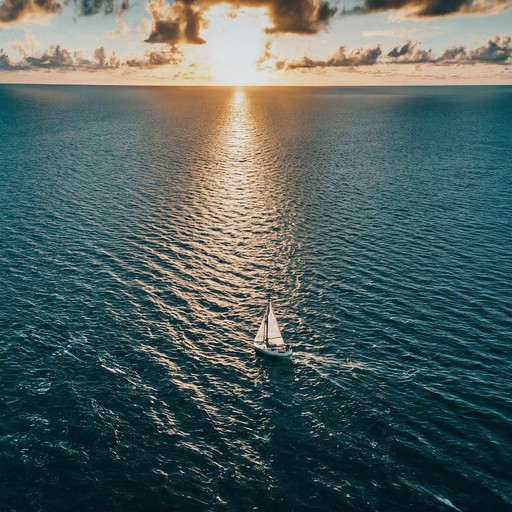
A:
254 343 292 358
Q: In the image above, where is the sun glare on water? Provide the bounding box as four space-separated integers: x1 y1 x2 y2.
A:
202 7 271 86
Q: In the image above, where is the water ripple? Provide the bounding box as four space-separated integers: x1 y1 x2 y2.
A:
0 85 511 511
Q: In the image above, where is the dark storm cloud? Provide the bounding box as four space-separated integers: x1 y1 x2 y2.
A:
145 20 182 45
70 0 129 16
145 0 337 46
265 0 337 34
346 0 512 17
146 2 205 45
71 0 128 16
286 44 382 68
0 0 61 24
0 0 128 24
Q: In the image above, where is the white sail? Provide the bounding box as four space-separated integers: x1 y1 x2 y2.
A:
255 316 266 342
267 303 285 347
254 301 285 347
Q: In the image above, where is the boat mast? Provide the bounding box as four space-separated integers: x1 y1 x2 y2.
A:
265 297 270 348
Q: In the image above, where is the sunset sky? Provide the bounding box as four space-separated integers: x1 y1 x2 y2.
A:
0 0 511 85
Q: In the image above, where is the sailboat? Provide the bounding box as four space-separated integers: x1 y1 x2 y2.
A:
254 299 292 358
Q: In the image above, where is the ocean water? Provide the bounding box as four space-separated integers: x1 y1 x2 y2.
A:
0 84 511 511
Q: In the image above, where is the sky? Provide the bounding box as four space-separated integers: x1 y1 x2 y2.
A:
0 0 511 85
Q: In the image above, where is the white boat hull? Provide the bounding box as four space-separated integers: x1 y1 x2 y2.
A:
254 343 292 358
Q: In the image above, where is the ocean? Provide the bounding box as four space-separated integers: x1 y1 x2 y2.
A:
0 84 511 511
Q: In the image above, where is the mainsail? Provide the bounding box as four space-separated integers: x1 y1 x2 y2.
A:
254 301 285 347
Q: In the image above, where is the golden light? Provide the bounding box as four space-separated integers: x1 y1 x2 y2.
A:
202 6 271 86
198 88 266 251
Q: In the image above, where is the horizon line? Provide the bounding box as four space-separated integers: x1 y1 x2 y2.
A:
1 82 511 88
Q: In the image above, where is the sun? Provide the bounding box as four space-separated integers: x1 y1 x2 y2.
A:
201 6 271 86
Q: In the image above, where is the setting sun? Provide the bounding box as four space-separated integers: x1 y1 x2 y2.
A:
202 6 271 86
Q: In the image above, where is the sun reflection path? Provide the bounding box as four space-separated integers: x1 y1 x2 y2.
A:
198 89 272 284
209 89 265 223
225 89 255 161
184 88 302 340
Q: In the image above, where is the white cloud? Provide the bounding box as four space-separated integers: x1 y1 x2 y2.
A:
107 19 131 39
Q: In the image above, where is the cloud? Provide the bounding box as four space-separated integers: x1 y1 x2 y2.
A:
1 32 510 76
0 43 184 71
387 40 435 63
286 44 382 68
389 34 512 64
265 0 337 34
107 19 131 38
346 0 512 17
0 44 120 69
256 40 276 70
10 33 41 56
439 45 467 62
72 0 129 17
283 33 512 71
0 49 19 69
0 0 62 24
145 0 205 45
24 44 75 67
0 0 129 25
92 45 119 66
468 33 512 62
125 46 183 67
145 0 337 46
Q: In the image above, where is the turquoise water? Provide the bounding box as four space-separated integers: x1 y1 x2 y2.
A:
0 85 511 511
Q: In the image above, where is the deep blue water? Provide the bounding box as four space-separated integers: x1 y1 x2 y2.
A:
0 85 511 511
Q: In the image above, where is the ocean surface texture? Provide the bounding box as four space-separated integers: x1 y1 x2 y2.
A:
0 85 511 511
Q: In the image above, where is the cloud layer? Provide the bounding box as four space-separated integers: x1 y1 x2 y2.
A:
285 44 382 68
347 0 512 17
145 0 337 46
0 0 61 24
0 0 128 26
0 44 121 69
284 33 512 69
125 47 183 68
0 44 183 70
73 0 129 17
2 33 510 75
388 35 512 64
